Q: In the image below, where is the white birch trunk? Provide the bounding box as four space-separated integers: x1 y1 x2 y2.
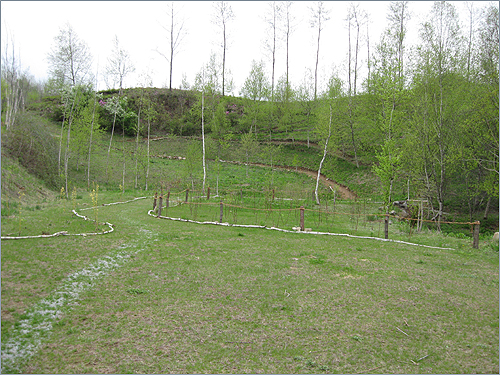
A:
315 105 332 205
135 106 142 189
106 110 118 181
87 93 98 190
146 115 151 191
202 85 207 194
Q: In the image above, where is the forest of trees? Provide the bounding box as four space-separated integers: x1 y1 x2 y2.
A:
1 1 498 222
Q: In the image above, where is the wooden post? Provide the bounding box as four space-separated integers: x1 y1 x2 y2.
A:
300 206 305 231
384 214 389 239
166 191 170 208
185 189 189 203
219 201 224 223
153 192 157 211
207 187 210 200
473 221 480 249
272 188 275 201
157 193 163 218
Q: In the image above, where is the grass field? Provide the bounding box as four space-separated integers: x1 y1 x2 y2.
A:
2 188 498 374
2 118 498 373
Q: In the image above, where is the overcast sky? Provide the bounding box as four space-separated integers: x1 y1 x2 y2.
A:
1 1 489 94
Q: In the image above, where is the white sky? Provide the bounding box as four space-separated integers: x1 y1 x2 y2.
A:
1 1 489 95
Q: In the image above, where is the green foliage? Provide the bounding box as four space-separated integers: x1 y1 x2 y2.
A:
2 113 59 187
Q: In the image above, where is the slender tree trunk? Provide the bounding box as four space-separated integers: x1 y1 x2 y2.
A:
64 91 81 199
314 23 321 100
87 92 98 190
122 121 126 193
169 6 174 91
222 22 226 97
146 111 151 191
58 96 70 175
64 109 76 199
135 106 142 189
106 110 118 181
483 196 491 220
64 117 72 199
315 105 332 205
202 89 207 194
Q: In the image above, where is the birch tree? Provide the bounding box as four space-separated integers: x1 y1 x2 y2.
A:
47 23 92 89
212 1 234 97
156 1 187 91
194 66 210 194
87 90 102 190
63 85 85 198
105 35 135 95
410 1 464 229
314 74 343 205
263 1 281 101
345 3 367 167
309 1 330 100
104 96 126 181
240 60 270 135
371 1 410 215
1 30 28 130
282 1 295 90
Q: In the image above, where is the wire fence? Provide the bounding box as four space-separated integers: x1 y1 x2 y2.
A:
151 188 482 248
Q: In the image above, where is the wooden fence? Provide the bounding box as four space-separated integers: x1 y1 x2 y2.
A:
151 189 482 248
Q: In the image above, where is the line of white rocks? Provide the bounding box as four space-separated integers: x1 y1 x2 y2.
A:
1 197 148 240
149 210 456 251
1 196 152 372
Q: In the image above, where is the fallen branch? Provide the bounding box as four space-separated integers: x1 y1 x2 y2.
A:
396 327 409 336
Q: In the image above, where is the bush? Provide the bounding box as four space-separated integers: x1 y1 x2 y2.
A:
3 112 59 187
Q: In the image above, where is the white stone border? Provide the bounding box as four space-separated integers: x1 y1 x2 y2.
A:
1 196 151 372
150 210 456 251
1 197 147 240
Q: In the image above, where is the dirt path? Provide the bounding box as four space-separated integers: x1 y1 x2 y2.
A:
221 160 357 200
151 153 358 200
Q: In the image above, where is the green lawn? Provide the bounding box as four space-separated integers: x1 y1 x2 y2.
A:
2 191 498 374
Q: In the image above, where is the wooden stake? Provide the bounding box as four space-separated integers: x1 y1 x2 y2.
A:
300 206 305 231
219 201 224 223
157 192 163 218
185 189 189 203
384 214 389 239
473 221 480 249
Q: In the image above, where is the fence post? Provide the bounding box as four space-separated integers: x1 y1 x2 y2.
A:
185 189 189 203
157 191 163 218
300 206 305 231
207 187 210 200
166 191 170 208
473 221 480 249
220 201 224 223
384 214 389 239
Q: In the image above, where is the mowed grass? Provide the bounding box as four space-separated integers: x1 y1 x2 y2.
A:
2 193 498 374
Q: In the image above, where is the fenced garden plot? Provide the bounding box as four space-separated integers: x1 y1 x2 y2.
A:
152 188 488 250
